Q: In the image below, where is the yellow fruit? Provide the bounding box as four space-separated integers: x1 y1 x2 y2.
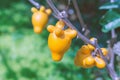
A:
80 45 92 55
45 9 52 15
65 28 78 39
47 20 65 37
74 37 106 69
47 20 77 61
74 50 88 67
31 6 52 34
31 7 38 13
74 45 95 68
55 28 64 37
101 48 108 56
47 25 56 33
95 57 106 69
48 33 70 61
55 20 65 29
83 56 95 67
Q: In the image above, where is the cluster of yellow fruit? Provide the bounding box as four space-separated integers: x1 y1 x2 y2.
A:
31 6 108 69
74 38 108 69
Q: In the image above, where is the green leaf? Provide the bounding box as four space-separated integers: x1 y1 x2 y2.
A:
99 2 120 10
99 10 120 33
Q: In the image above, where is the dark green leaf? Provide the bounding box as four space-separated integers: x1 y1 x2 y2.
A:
99 10 120 33
99 2 120 10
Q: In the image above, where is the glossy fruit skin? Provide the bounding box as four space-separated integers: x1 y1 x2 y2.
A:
101 48 108 56
47 20 77 61
95 57 106 69
74 45 95 68
83 56 95 67
31 6 52 34
80 45 92 55
48 33 71 61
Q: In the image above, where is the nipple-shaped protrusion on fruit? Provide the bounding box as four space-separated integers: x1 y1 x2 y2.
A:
31 7 38 13
80 45 91 55
45 9 52 15
55 20 65 29
55 28 64 37
65 28 77 39
40 6 45 12
34 26 42 34
51 52 64 61
47 25 56 33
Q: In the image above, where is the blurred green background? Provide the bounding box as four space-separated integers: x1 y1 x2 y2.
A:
0 0 120 80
